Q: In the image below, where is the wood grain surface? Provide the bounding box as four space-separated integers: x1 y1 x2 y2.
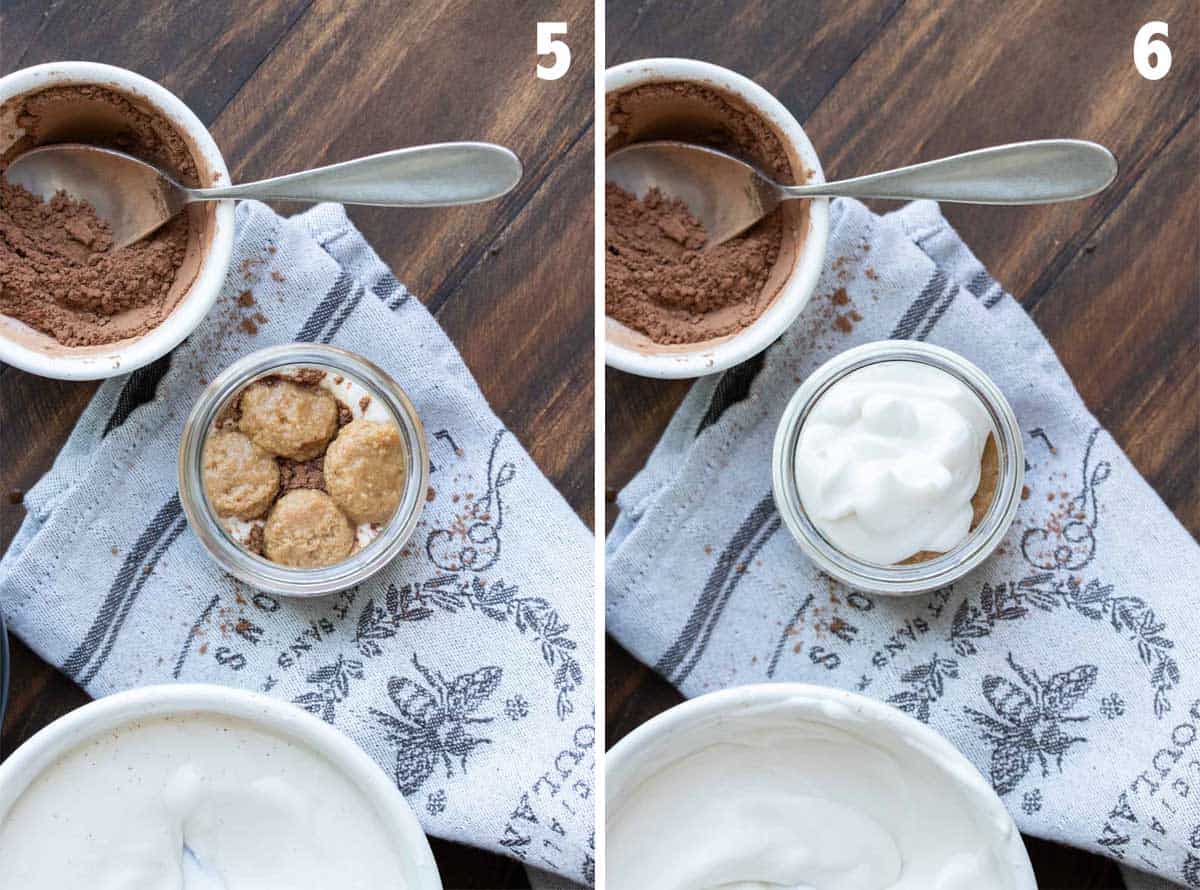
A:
605 2 1198 889
0 2 593 887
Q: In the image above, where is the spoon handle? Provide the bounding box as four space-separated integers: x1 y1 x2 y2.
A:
781 139 1116 205
188 143 522 206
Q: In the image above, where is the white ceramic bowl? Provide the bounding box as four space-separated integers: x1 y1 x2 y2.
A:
604 59 830 379
0 684 443 889
607 683 1037 889
0 62 235 380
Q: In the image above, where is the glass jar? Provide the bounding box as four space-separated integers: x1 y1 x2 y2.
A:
772 340 1023 595
178 344 429 597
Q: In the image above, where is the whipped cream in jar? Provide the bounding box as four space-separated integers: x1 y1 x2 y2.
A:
773 341 1022 594
607 684 1036 890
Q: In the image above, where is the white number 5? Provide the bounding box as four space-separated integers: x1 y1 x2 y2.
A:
1134 21 1171 81
537 22 570 81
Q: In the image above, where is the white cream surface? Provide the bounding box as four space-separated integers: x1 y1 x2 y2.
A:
317 371 393 425
608 703 1020 890
0 713 411 890
794 361 991 564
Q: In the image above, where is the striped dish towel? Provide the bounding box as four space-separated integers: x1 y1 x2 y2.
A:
0 201 595 884
608 198 1198 888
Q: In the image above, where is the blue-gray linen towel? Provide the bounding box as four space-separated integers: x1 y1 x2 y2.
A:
608 198 1198 888
0 201 595 884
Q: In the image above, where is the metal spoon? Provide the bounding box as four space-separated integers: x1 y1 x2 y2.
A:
4 141 523 249
607 139 1117 248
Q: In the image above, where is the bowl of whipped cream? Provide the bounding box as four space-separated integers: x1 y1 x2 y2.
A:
0 684 442 889
607 683 1036 890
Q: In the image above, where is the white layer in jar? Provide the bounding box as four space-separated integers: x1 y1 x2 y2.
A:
608 703 1020 890
793 361 994 565
0 713 411 889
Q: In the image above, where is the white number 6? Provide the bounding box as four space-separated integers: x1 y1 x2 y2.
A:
1134 21 1171 81
537 22 570 81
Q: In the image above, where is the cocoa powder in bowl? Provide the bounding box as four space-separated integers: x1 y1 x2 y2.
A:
605 81 809 346
0 83 215 350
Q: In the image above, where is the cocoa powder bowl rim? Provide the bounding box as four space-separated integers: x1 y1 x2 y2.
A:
772 341 1025 595
604 58 830 379
0 61 235 380
178 344 430 598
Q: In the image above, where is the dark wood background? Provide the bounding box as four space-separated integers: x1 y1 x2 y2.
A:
606 2 1198 889
0 2 593 887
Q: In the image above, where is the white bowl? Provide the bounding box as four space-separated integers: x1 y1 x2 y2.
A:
0 684 443 889
607 683 1037 889
604 59 830 379
0 62 235 380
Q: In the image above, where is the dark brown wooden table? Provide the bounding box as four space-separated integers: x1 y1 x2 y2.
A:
0 2 593 887
606 2 1198 888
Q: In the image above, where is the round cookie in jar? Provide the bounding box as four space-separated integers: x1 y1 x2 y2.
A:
179 345 429 597
324 420 407 525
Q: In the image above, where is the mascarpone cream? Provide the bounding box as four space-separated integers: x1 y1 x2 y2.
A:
0 713 412 890
607 698 1022 890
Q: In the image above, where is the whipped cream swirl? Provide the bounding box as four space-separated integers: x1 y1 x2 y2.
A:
793 360 992 564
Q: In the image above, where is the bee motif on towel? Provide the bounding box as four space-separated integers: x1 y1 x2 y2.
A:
966 652 1097 795
371 654 503 795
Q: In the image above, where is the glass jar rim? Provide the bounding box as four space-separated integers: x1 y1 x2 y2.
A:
771 340 1024 595
178 344 429 597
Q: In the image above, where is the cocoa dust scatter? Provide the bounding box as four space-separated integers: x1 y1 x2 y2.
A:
271 270 285 282
237 290 255 307
241 257 265 279
426 487 436 502
823 281 866 335
239 318 258 336
1021 485 1031 500
359 395 372 413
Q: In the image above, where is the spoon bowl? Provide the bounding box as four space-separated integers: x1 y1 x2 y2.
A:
607 141 779 251
6 143 187 249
